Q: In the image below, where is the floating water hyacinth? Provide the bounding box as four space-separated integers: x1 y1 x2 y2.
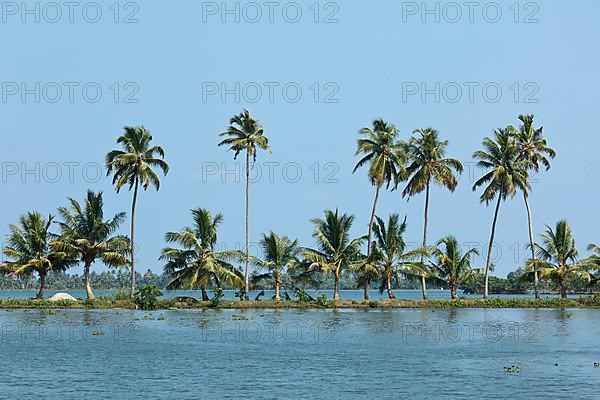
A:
504 366 521 373
594 362 600 368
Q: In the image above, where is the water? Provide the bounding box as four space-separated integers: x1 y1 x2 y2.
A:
0 289 564 301
1 308 598 399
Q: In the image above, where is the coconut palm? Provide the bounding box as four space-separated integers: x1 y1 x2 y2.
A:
430 236 479 299
512 114 556 299
160 208 243 301
473 128 529 298
54 190 130 300
527 220 591 298
218 109 271 298
1 212 76 299
403 128 463 300
370 214 428 299
586 244 600 289
303 209 364 301
251 232 300 300
353 119 407 299
105 126 169 298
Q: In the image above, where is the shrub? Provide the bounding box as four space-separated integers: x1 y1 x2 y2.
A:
210 287 224 307
295 289 312 303
316 294 330 307
134 285 163 310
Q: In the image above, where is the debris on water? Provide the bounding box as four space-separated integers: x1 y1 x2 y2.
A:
232 314 249 320
503 366 521 373
594 362 600 368
91 330 104 336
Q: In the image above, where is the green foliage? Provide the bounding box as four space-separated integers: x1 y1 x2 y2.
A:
295 288 312 303
316 294 330 307
135 284 163 310
210 287 224 307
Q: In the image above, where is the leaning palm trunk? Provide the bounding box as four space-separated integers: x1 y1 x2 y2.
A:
36 271 46 300
244 149 251 297
523 192 539 299
129 176 139 299
449 281 458 299
84 262 95 300
364 183 382 300
419 181 431 300
274 279 281 301
484 194 502 298
386 274 396 299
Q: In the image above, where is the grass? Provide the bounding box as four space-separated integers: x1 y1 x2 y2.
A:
1 295 600 310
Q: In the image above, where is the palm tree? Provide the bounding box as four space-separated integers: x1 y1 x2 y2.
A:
512 114 556 299
218 109 271 298
303 209 364 301
160 208 243 301
528 220 590 298
473 128 529 298
430 236 479 299
251 232 300 300
54 190 130 299
586 244 600 290
403 128 463 300
370 214 428 299
353 119 407 300
1 212 75 299
105 126 169 298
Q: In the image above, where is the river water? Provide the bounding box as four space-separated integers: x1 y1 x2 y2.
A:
0 308 598 399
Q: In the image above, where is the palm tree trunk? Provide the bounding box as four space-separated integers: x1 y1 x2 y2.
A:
129 175 139 299
420 180 431 300
450 281 457 299
523 192 539 299
36 271 46 299
484 194 503 299
245 149 250 297
201 285 210 302
363 183 381 301
275 278 281 301
386 274 396 299
84 261 95 300
333 269 340 301
559 279 567 299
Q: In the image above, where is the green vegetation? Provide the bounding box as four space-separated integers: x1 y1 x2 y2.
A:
2 112 599 308
134 284 163 310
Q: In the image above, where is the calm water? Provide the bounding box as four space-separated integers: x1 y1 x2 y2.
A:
1 308 598 399
0 289 564 301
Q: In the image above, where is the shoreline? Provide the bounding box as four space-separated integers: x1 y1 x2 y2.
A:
1 297 600 310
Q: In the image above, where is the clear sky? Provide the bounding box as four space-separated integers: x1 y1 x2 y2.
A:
1 1 599 277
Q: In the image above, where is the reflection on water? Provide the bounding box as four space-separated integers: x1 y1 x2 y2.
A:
1 308 599 399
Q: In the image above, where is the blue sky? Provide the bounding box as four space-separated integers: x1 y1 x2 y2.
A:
1 1 599 277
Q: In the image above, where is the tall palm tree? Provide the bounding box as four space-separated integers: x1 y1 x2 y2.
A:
586 244 600 289
251 232 300 300
512 114 556 299
473 128 529 298
218 109 271 298
430 236 479 299
303 209 364 301
403 128 463 300
528 220 590 298
353 119 407 300
160 208 243 301
1 212 75 299
105 126 169 298
370 214 428 299
54 190 130 299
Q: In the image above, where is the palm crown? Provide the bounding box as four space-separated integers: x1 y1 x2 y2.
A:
105 126 169 192
430 236 479 299
513 114 556 175
472 128 530 203
160 208 243 300
353 119 407 188
218 108 271 161
303 209 364 300
54 191 130 299
403 128 463 197
1 212 75 298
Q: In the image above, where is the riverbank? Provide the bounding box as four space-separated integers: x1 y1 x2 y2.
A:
2 296 600 310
